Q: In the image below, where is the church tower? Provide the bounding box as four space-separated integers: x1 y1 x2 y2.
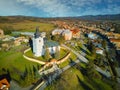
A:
33 27 44 57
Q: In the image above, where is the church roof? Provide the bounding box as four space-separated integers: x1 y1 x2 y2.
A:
45 40 59 47
34 27 40 38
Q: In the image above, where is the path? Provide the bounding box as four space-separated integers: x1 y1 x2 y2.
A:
62 44 111 78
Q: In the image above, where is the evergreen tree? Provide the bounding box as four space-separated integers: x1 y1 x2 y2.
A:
102 40 107 49
55 47 60 59
44 48 51 61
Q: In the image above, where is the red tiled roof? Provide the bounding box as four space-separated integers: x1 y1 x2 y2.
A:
110 38 120 42
70 29 80 34
0 78 10 89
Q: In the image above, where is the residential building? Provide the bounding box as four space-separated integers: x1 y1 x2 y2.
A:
14 36 29 46
110 38 120 49
0 29 4 36
96 48 104 55
88 32 98 39
70 28 81 38
52 29 72 40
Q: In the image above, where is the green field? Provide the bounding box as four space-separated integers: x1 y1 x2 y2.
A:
0 21 55 32
0 45 41 86
58 52 77 68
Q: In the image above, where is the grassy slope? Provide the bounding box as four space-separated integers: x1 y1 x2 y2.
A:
0 45 39 81
45 66 113 90
58 52 77 68
45 67 84 90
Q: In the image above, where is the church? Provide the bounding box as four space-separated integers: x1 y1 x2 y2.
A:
32 27 60 57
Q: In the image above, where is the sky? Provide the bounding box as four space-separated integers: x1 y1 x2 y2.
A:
0 0 120 17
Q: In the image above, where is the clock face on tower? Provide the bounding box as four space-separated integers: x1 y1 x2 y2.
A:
39 40 41 42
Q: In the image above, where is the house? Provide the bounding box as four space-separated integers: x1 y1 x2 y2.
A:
0 78 10 90
110 38 120 49
0 29 4 36
70 28 80 38
62 30 72 40
96 48 104 55
88 32 98 39
52 29 63 35
32 27 60 57
52 29 72 40
14 36 29 46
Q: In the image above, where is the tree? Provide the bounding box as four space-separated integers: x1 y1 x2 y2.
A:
54 47 60 59
58 35 64 44
1 26 14 35
44 48 51 61
51 34 59 41
86 60 101 79
86 60 95 78
102 40 107 49
87 40 96 59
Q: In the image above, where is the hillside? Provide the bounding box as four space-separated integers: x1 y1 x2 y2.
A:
0 14 120 34
76 14 120 21
0 14 120 23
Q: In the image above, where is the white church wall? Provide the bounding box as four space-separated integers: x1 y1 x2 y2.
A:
33 37 44 57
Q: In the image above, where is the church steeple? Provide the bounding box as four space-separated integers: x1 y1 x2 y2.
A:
34 27 40 38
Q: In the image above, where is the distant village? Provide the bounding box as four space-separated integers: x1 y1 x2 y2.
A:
0 20 120 54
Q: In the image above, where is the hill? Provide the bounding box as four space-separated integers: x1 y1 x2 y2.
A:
0 14 120 22
76 14 120 21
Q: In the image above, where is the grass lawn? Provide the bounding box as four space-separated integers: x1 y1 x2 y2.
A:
0 45 40 86
0 21 55 32
25 48 69 62
25 49 45 61
0 45 38 71
58 52 77 68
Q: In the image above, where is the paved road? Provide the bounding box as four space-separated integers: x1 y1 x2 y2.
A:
61 44 88 63
62 44 111 78
39 63 59 75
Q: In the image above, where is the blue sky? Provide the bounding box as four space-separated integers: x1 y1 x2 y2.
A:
0 0 120 17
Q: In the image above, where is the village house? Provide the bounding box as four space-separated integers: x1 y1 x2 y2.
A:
52 29 72 40
88 32 98 39
0 78 10 90
70 28 81 38
0 29 4 36
2 35 14 42
96 48 104 55
14 36 29 46
110 38 120 49
105 32 114 39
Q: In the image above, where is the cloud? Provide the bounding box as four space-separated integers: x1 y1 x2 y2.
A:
0 0 32 16
0 0 119 17
17 0 71 17
63 0 102 7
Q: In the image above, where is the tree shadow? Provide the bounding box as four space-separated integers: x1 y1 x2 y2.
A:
0 68 11 83
76 75 92 90
29 37 33 51
68 58 76 67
